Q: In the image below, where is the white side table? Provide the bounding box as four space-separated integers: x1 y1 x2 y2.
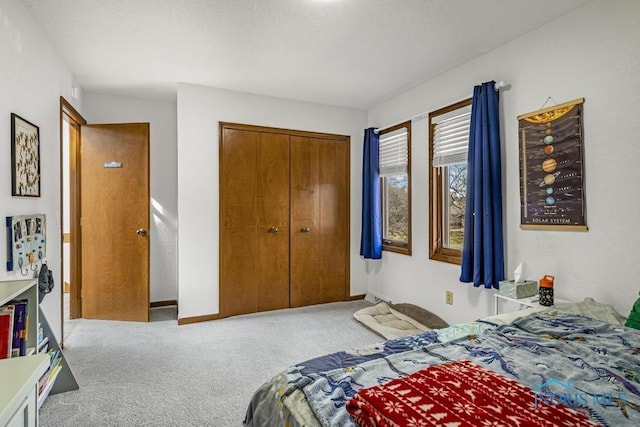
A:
494 294 571 316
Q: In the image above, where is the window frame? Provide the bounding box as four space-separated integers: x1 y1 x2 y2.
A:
379 121 412 255
428 98 472 264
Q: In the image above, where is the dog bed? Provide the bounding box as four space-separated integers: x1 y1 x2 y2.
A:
353 302 449 340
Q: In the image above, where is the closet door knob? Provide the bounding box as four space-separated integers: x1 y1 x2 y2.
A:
300 226 310 233
136 229 147 236
268 226 279 233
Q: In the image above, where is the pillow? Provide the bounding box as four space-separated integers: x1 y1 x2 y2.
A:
482 298 629 326
353 303 428 339
389 303 448 330
353 302 448 340
553 297 628 326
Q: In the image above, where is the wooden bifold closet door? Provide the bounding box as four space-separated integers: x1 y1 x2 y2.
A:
289 135 349 307
219 123 349 318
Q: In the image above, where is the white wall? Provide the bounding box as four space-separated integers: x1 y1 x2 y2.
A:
9 0 632 331
0 0 78 341
82 93 178 302
177 84 367 319
367 0 640 325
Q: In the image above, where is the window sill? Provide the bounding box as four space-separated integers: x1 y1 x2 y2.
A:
383 243 411 256
429 251 461 265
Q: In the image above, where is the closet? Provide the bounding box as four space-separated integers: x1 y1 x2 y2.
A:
219 123 350 318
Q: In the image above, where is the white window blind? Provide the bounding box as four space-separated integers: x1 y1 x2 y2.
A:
432 111 471 167
379 127 408 176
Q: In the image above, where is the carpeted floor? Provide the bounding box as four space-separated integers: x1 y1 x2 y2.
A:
40 300 380 426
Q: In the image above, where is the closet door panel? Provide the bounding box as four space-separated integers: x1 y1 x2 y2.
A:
290 135 349 307
220 128 290 317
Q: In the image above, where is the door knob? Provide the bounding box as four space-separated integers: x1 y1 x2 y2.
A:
268 226 279 233
136 229 147 236
300 226 310 233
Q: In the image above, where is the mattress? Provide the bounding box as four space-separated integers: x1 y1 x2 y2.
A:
244 299 637 427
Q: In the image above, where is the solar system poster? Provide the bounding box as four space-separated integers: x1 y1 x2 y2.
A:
518 98 587 230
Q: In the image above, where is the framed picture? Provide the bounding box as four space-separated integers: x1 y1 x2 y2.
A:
518 98 587 230
11 113 41 197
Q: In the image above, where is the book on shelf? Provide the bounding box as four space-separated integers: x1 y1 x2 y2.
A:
38 369 51 394
10 299 28 357
37 322 44 345
49 358 63 379
47 348 61 365
0 305 14 359
38 348 64 396
39 341 49 354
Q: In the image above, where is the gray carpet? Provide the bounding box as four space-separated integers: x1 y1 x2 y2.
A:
40 300 380 426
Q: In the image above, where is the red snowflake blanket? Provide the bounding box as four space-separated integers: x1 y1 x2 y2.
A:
346 360 598 427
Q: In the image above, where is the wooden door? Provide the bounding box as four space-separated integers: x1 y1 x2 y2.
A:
219 126 290 317
290 135 349 307
80 123 150 321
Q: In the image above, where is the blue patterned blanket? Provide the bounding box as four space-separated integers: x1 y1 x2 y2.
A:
297 312 640 426
244 312 640 426
244 321 494 426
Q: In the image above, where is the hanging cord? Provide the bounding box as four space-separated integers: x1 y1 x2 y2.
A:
540 97 559 109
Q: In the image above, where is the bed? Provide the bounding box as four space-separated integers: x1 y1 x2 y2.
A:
244 299 640 426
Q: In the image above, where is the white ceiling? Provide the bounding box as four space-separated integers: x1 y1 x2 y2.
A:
22 0 591 109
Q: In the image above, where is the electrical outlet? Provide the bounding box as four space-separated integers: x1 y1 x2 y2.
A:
446 290 453 305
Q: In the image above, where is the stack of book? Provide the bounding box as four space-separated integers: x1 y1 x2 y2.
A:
0 298 29 359
38 348 63 396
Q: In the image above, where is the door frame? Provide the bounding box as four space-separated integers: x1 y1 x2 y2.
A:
59 97 86 335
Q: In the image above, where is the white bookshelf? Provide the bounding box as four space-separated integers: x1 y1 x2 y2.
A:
0 354 49 426
0 278 78 413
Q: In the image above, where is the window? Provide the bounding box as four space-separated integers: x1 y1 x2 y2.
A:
379 121 411 255
429 99 472 264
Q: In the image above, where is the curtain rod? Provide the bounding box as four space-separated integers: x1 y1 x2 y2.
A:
373 80 508 134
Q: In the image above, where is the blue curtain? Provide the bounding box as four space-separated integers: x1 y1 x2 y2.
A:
360 128 382 259
460 81 504 288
